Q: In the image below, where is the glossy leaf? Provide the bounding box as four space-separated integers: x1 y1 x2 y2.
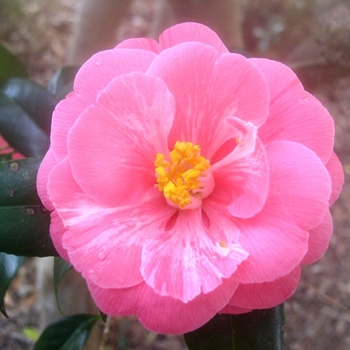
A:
0 92 49 157
0 253 25 317
184 314 234 350
47 65 80 101
185 306 285 350
0 44 27 80
0 157 57 257
53 257 72 314
34 314 99 350
0 78 57 134
0 153 12 162
0 157 43 206
231 305 285 350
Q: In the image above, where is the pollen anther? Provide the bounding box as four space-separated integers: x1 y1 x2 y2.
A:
155 141 211 209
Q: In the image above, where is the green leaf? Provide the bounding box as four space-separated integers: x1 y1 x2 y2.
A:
0 157 57 257
0 92 50 157
0 44 27 80
0 153 12 162
0 157 43 206
184 306 285 350
34 314 99 350
0 78 57 134
47 65 80 101
54 257 72 314
231 305 285 350
184 314 234 350
0 252 25 317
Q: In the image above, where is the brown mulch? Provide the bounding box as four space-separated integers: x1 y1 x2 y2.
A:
1 0 350 349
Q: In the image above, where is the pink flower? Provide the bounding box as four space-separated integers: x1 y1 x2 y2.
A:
37 23 343 333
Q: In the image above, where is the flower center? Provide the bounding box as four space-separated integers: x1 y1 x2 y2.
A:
154 141 214 209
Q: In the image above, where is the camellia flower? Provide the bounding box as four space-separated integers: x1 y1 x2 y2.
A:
37 23 343 334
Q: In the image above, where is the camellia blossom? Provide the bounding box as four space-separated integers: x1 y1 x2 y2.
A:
37 23 343 334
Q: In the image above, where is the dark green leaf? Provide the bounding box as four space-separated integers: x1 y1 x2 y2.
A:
47 65 80 101
0 157 43 206
0 44 27 80
0 253 25 317
0 157 57 257
184 306 285 350
231 305 285 350
0 153 12 162
53 257 72 314
0 206 56 257
0 78 57 135
34 314 99 350
0 92 50 157
184 314 234 350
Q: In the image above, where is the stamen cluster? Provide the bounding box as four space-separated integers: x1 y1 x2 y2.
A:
155 141 210 208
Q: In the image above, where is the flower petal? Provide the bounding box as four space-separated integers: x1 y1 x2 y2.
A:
232 140 332 283
37 149 57 211
68 72 175 207
212 118 269 218
48 158 176 289
251 58 335 164
50 210 69 261
228 266 301 310
116 38 160 53
233 215 307 284
147 43 270 158
301 210 333 265
141 209 247 303
326 152 344 205
50 49 156 161
159 22 229 53
88 277 239 334
263 140 331 230
74 48 157 104
220 305 252 314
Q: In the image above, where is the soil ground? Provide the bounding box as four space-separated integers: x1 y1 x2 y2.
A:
1 0 350 349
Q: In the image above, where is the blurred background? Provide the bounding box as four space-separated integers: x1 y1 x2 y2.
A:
0 0 350 349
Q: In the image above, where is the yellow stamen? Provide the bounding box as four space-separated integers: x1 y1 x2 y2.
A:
155 141 210 208
220 241 228 248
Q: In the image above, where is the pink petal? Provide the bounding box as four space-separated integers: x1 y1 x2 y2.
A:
232 215 307 284
67 72 175 207
141 209 248 303
66 194 174 289
220 305 252 314
326 152 344 205
50 210 69 261
48 158 176 289
212 118 269 218
88 277 240 334
37 149 57 211
232 140 331 283
50 93 89 162
159 22 229 54
228 266 301 310
147 43 269 158
74 48 157 104
50 49 156 161
301 210 333 265
264 141 331 230
116 38 160 53
251 58 335 164
87 281 140 317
